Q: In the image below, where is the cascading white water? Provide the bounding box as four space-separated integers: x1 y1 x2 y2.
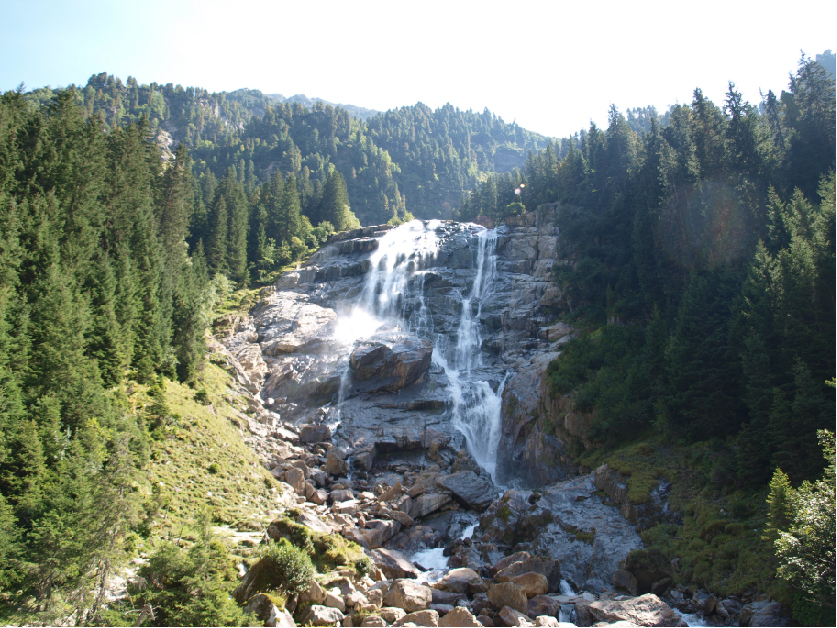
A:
333 220 506 483
433 229 506 483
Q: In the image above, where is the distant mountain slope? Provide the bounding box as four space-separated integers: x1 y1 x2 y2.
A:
266 93 380 121
21 72 558 222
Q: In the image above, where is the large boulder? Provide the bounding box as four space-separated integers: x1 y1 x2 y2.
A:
242 593 295 627
393 609 440 627
383 579 433 613
587 594 685 627
499 605 534 627
494 555 561 593
435 471 496 511
300 424 331 443
366 547 420 579
410 493 451 519
612 569 638 595
298 604 344 626
526 595 561 619
488 582 528 614
349 338 432 394
379 607 407 623
432 568 482 594
740 600 787 627
326 447 349 476
505 572 548 598
298 580 327 606
439 607 483 627
490 551 531 577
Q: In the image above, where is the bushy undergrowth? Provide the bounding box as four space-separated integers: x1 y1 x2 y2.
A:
257 539 316 595
268 517 365 573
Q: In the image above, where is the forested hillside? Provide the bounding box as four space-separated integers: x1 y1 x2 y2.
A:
0 87 223 619
22 74 554 225
514 53 835 473
506 53 835 620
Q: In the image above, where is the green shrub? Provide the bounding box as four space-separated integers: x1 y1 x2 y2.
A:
354 556 373 578
267 517 364 572
699 519 728 542
257 539 316 595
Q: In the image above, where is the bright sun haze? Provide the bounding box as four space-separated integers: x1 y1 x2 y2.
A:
1 0 834 137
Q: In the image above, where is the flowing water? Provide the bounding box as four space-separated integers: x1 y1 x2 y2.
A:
333 220 506 482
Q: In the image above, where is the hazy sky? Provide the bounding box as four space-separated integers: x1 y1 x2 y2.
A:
2 0 834 138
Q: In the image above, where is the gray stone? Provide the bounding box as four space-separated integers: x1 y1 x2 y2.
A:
587 594 685 627
299 604 345 626
435 471 496 511
379 607 407 623
243 594 291 627
612 569 638 596
432 568 482 594
299 580 327 606
297 513 332 535
367 547 421 579
394 609 439 627
504 572 548 598
383 579 433 613
410 493 451 519
349 338 432 394
526 595 561 619
327 448 349 476
741 600 787 627
285 467 306 495
301 424 331 443
439 607 483 627
330 489 355 503
498 605 533 627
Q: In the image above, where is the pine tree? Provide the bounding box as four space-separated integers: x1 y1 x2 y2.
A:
208 195 228 274
86 255 123 387
278 172 303 245
736 333 775 486
322 170 360 231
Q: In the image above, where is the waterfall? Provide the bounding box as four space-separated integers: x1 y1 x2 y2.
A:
333 220 505 483
433 228 506 482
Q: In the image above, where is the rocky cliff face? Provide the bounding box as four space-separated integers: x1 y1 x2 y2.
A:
217 207 645 605
227 207 575 480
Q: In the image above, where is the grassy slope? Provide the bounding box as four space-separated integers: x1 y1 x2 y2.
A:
133 361 281 541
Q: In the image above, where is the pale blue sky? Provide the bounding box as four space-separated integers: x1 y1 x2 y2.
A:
2 0 833 138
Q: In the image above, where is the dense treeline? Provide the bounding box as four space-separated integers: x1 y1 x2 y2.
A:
23 74 553 224
524 52 835 476
0 87 239 622
520 53 836 482
540 52 835 521
531 53 835 621
0 80 367 623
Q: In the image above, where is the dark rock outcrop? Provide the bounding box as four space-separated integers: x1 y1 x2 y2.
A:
435 471 495 511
